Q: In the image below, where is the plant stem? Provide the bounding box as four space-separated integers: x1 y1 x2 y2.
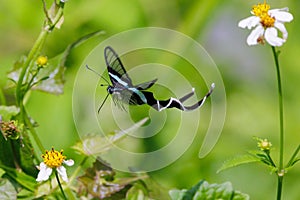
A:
277 175 283 200
266 153 276 167
15 2 65 155
16 2 64 104
20 104 45 153
272 46 284 169
271 46 284 200
55 170 67 200
286 144 300 168
67 156 88 185
15 29 48 106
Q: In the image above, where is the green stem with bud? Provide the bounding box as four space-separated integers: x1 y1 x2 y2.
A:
15 30 48 105
15 2 65 153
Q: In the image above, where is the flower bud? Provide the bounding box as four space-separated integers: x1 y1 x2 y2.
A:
36 56 48 67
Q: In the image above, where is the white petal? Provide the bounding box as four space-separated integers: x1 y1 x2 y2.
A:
274 22 288 39
63 159 74 166
269 9 293 22
36 162 52 182
269 7 289 13
57 166 68 182
246 25 264 46
265 27 285 47
238 16 260 29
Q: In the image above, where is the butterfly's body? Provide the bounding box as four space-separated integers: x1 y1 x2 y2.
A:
108 85 147 105
87 46 214 113
106 73 154 106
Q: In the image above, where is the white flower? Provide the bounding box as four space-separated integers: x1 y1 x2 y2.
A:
238 3 293 47
36 148 74 182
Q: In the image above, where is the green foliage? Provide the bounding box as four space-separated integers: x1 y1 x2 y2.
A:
18 130 38 177
3 0 300 199
7 31 105 95
217 154 261 173
0 178 17 200
72 118 148 156
169 180 249 200
0 108 37 178
33 30 105 95
0 106 19 121
77 159 148 199
0 164 36 192
126 182 153 200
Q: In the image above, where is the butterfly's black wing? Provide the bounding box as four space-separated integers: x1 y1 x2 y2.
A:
139 83 215 111
104 46 133 87
135 78 158 90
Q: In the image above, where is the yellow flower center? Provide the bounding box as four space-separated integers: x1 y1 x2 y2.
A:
252 2 275 28
258 139 272 151
36 56 48 67
42 148 66 168
261 141 271 149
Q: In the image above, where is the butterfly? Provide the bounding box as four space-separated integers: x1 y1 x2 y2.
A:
86 46 215 113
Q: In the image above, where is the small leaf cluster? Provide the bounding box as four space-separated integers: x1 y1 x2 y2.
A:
169 180 249 200
218 137 300 176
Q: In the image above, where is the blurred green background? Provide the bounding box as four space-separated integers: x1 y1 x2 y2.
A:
1 0 300 199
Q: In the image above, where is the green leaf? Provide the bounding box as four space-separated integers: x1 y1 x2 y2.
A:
169 180 203 200
77 159 144 199
33 30 105 95
7 31 105 95
16 188 35 200
0 165 36 192
6 56 27 86
0 106 19 121
18 131 38 177
217 154 261 173
72 118 148 155
126 183 148 200
193 181 249 200
30 57 65 95
0 132 15 168
60 29 105 66
0 121 37 177
77 158 122 199
138 177 170 200
169 180 249 200
0 178 17 200
169 189 186 200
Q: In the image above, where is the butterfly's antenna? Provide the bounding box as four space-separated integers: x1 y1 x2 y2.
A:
86 65 110 85
98 93 110 113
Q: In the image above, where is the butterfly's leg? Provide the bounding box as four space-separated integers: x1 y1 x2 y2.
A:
98 93 110 113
